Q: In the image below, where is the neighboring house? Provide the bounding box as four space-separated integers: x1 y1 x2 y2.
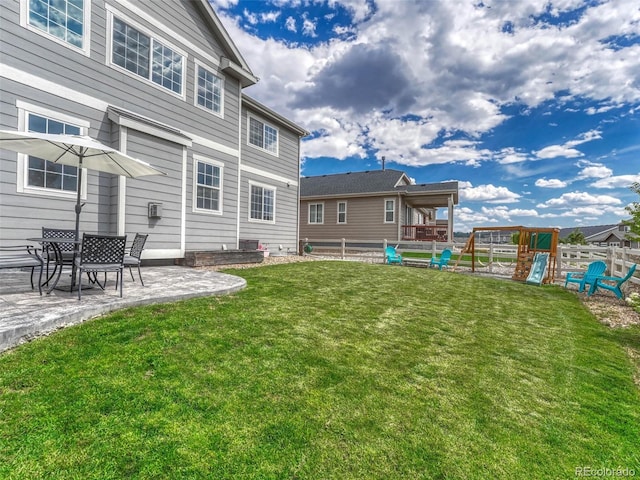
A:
559 223 640 248
0 0 307 260
299 169 459 243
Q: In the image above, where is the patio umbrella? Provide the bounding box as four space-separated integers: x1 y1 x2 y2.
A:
0 129 166 242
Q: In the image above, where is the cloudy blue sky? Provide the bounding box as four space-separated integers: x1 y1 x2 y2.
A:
211 0 640 231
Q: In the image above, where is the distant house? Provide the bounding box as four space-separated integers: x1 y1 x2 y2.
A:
0 0 307 260
559 223 639 248
299 169 459 243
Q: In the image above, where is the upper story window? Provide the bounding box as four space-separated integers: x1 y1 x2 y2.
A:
248 116 278 155
22 0 91 55
309 203 324 224
250 182 275 223
27 113 81 193
194 158 223 214
384 199 395 223
196 63 223 116
110 15 184 96
337 202 346 224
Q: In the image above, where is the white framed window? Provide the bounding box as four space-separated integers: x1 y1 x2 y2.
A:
15 101 89 199
309 203 324 224
21 0 91 56
107 8 186 98
384 198 395 223
248 115 278 155
249 181 276 223
193 156 223 215
195 61 224 117
337 202 346 224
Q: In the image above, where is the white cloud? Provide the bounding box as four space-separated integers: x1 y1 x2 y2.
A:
577 165 614 179
243 8 258 25
591 174 640 189
535 178 568 188
260 11 281 23
537 191 622 208
460 184 521 204
285 16 297 32
302 15 318 37
534 145 583 159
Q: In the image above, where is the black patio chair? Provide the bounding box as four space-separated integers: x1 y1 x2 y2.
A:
75 234 126 300
124 233 148 285
42 227 76 284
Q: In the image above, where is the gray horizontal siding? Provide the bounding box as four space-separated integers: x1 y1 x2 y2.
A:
240 107 300 181
238 171 299 252
299 197 400 241
184 146 241 250
1 1 241 148
124 130 183 250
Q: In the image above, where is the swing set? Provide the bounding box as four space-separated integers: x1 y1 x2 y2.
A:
456 226 560 284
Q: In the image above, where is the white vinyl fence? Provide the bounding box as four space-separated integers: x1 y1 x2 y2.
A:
298 238 640 286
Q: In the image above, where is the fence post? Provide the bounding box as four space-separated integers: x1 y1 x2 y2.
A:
341 238 346 260
557 245 563 279
383 239 388 263
488 243 494 273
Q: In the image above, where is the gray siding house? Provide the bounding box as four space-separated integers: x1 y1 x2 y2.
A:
299 169 459 243
0 0 306 260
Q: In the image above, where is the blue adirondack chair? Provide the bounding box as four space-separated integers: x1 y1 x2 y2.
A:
430 248 452 270
385 246 403 265
564 260 607 293
588 264 637 299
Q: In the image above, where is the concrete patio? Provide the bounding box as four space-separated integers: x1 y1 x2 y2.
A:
0 266 247 353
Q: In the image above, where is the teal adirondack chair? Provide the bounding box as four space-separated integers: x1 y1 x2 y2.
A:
385 246 403 265
564 260 607 293
588 264 637 299
430 248 452 270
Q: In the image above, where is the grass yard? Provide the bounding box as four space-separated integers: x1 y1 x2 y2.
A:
1 261 639 479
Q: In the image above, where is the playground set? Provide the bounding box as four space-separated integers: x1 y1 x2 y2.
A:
456 226 560 285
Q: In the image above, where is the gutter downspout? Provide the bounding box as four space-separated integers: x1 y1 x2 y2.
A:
448 193 454 244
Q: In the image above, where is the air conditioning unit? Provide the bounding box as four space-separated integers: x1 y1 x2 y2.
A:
148 202 162 219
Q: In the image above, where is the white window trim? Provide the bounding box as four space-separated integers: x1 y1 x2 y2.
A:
192 155 223 215
308 202 325 225
194 59 224 118
20 0 92 56
15 101 89 200
337 201 347 224
248 180 276 224
105 5 188 100
384 198 396 224
247 114 279 157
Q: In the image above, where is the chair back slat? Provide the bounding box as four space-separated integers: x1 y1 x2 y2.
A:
80 234 126 265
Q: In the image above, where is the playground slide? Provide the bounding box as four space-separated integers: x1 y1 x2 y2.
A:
526 252 549 286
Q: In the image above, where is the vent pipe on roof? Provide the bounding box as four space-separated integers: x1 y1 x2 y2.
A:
382 156 385 171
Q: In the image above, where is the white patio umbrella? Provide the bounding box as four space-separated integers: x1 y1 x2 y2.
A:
0 129 166 242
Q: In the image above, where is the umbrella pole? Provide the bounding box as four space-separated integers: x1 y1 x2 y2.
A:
71 155 84 290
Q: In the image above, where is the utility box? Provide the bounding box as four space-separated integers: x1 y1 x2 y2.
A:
148 202 162 219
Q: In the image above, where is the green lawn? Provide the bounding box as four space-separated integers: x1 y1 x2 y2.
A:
1 262 639 479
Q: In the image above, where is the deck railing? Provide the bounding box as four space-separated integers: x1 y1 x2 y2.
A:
298 238 640 285
401 225 448 242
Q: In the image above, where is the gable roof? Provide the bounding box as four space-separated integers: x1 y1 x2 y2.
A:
196 0 258 87
300 169 458 201
558 224 619 239
243 95 309 137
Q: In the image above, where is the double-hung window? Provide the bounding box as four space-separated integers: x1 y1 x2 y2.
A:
250 183 275 222
196 63 223 116
26 113 81 193
309 203 323 224
384 199 395 223
248 116 278 155
24 0 89 53
337 202 347 224
111 16 184 95
194 158 222 214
